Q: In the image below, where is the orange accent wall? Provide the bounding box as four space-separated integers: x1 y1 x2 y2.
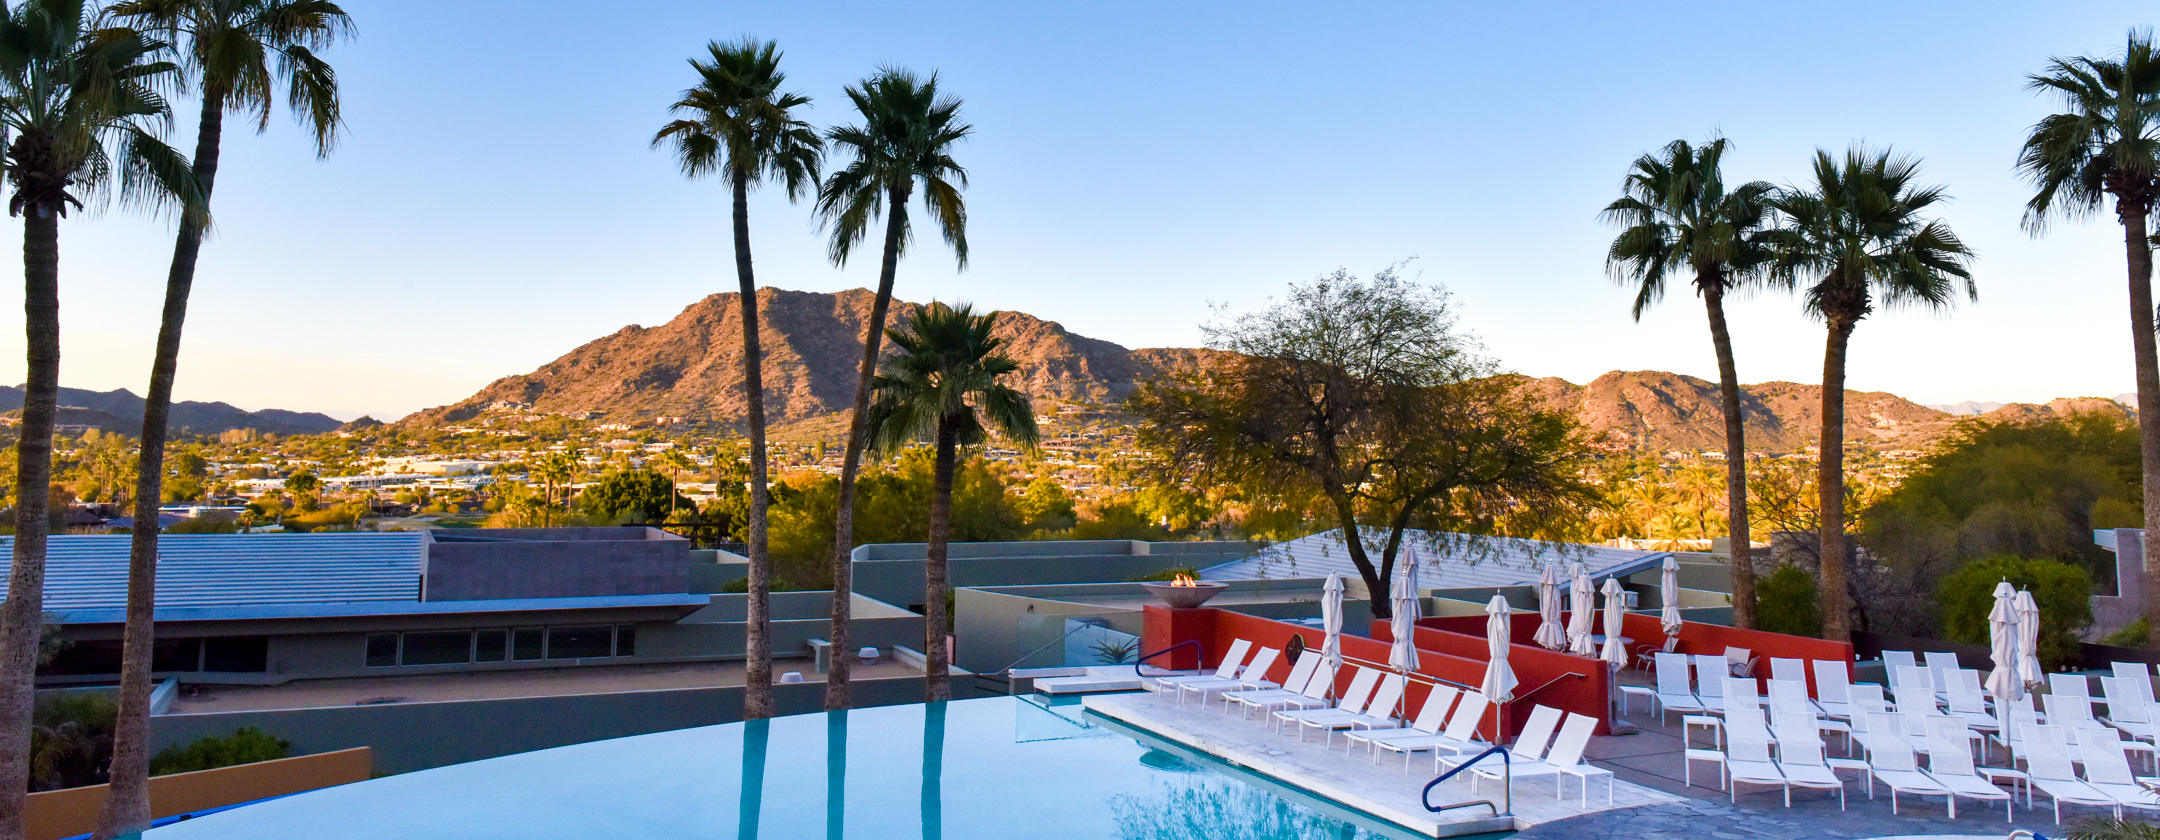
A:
25 747 373 840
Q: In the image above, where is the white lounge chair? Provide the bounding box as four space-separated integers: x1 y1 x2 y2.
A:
1943 671 1998 732
1466 712 1611 806
1342 683 1456 753
1926 651 1962 695
1440 704 1561 776
1770 681 1847 751
2025 724 2120 823
2114 661 2157 706
1176 646 1280 705
2050 674 2097 723
1773 731 1846 809
1442 695 1563 777
2072 727 2160 816
1302 673 1406 746
1654 652 1706 725
2101 676 2160 744
1148 638 1251 693
1813 659 1856 720
1693 654 1729 713
1923 715 2013 821
1725 734 1784 805
1770 657 1808 686
1272 666 1379 736
1220 654 1322 717
1893 664 1942 712
1865 712 1954 816
1366 690 1491 771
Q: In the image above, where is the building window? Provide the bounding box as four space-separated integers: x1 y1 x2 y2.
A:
365 634 398 668
615 624 636 657
401 631 474 666
475 629 508 663
546 626 613 659
512 628 544 661
203 637 270 672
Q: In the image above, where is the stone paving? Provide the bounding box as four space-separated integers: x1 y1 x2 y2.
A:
1521 669 2107 838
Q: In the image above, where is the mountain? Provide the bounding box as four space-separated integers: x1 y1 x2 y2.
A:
399 288 2131 454
401 288 1217 427
1927 400 2004 416
0 386 342 437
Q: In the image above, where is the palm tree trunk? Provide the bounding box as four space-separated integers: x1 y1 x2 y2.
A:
1817 318 1855 642
923 416 959 702
827 183 910 711
98 92 224 840
733 171 777 720
0 205 63 840
1701 282 1755 629
2123 205 2160 633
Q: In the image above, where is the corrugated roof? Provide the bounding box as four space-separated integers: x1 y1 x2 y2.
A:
48 593 710 625
1200 529 1671 590
0 532 429 610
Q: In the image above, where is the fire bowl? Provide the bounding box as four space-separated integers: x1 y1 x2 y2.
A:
1140 580 1228 609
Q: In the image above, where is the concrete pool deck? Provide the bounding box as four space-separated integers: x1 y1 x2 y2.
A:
1082 690 1681 837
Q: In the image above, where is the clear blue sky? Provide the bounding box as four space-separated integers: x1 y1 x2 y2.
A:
0 1 2150 420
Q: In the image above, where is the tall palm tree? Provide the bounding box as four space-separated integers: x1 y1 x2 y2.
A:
815 67 970 710
0 2 201 836
1601 137 1776 628
864 303 1038 700
95 4 346 832
653 37 819 720
2018 30 2160 632
1767 147 1974 642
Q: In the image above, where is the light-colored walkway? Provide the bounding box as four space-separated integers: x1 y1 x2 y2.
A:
1083 691 1681 837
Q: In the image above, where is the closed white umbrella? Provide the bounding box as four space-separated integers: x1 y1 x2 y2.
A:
1987 581 2021 702
1567 563 1596 657
1660 555 1684 637
2016 588 2044 689
1534 563 1566 650
1481 594 1517 703
1600 577 1629 668
1321 573 1345 676
1389 563 1421 674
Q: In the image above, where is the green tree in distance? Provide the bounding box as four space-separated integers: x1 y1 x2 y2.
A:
93 0 347 825
864 302 1039 701
1601 137 1777 629
0 3 203 834
815 67 971 710
2017 30 2160 633
652 36 820 721
1767 147 1975 642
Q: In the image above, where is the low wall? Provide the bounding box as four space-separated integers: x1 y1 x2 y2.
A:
26 747 372 840
1398 617 1611 736
151 675 972 774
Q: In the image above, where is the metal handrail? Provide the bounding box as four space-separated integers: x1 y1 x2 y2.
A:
1338 654 1478 692
1424 744 1510 817
1133 640 1204 678
1515 671 1588 704
992 621 1103 676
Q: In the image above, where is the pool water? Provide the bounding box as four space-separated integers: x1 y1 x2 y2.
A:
145 694 1447 839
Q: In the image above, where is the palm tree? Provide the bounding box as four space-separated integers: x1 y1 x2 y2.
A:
94 4 347 831
2018 30 2160 632
653 37 819 721
1601 137 1776 628
652 448 695 523
815 67 970 710
0 2 201 836
1767 147 1974 642
532 452 571 527
2066 816 2160 840
864 303 1038 701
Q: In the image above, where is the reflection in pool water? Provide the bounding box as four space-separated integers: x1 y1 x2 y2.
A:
147 695 1420 839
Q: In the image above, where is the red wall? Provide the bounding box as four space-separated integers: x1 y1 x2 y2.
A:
1390 618 1614 736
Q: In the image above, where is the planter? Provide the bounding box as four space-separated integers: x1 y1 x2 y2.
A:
1141 580 1227 609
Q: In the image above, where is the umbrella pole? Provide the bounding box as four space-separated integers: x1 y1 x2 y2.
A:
1606 661 1639 736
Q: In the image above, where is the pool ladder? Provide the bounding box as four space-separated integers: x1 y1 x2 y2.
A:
1423 745 1510 819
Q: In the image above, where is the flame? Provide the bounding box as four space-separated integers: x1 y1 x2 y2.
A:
1171 574 1198 587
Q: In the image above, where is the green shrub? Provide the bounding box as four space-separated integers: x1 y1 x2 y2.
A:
149 727 291 776
165 517 238 534
719 577 750 594
1754 564 1822 638
29 692 116 791
2101 617 2153 649
1129 567 1200 583
1936 555 2093 672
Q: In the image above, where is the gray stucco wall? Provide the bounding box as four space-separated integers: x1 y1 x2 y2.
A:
852 540 1259 610
151 674 978 774
424 538 689 601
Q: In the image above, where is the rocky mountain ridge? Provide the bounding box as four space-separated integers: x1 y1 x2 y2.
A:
0 386 343 437
398 288 2129 454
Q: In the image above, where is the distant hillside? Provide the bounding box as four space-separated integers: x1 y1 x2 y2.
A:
0 386 342 437
401 288 1218 427
399 288 2130 454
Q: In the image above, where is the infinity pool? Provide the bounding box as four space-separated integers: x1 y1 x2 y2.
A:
145 695 1453 839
